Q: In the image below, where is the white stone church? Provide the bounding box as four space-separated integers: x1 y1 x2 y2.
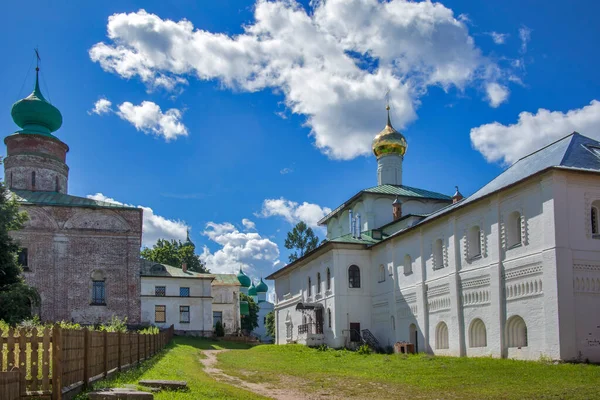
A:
267 107 600 362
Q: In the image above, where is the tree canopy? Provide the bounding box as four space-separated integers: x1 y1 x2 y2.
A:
240 293 259 333
141 238 209 273
0 178 39 324
265 310 275 339
284 221 319 262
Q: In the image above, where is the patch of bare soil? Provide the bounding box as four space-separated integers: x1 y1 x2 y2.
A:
199 349 342 400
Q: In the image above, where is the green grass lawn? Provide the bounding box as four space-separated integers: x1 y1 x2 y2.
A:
75 337 267 400
217 344 600 399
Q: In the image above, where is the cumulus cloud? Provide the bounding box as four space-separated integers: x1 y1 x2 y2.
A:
487 32 508 44
519 26 532 54
116 101 188 141
89 98 113 115
485 82 509 108
470 100 600 164
200 221 280 274
242 218 256 230
89 2 514 160
256 198 331 229
87 193 188 247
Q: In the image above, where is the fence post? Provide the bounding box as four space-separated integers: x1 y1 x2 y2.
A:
136 332 140 364
18 329 26 397
117 332 122 371
51 326 62 400
103 331 108 377
82 329 89 390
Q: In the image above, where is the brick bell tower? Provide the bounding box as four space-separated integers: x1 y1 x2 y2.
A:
5 63 69 194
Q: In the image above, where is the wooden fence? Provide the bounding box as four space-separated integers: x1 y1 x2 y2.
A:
0 325 174 399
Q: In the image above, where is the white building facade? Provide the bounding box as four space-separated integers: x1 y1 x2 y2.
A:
212 274 242 334
140 261 214 336
268 112 600 362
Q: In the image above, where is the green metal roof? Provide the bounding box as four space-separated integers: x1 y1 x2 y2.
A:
140 259 214 279
213 274 242 286
329 230 387 245
11 190 138 210
318 184 450 226
363 184 451 200
11 70 62 135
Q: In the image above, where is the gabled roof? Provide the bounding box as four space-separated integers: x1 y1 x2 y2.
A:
140 259 214 279
318 184 451 225
11 190 138 210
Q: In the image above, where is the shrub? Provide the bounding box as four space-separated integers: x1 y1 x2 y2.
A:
357 344 372 355
384 345 394 355
316 344 329 352
99 315 128 333
139 326 159 335
215 320 225 337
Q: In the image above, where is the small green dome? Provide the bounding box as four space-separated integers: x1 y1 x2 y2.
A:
256 278 268 293
11 70 62 135
237 267 251 288
248 282 257 296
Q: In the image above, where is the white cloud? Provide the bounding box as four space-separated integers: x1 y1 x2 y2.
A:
256 198 331 229
242 218 256 230
487 32 508 45
116 101 188 141
86 193 189 247
89 98 113 115
470 100 600 165
89 2 513 160
280 167 293 175
519 26 532 54
485 82 509 108
200 221 280 274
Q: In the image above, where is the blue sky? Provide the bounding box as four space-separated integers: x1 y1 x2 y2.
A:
1 0 599 282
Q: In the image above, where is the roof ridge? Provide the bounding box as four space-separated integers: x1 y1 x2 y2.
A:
512 131 577 166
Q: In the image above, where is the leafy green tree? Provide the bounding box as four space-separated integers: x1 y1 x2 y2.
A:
284 221 319 262
240 293 259 332
265 310 275 338
214 320 225 337
141 238 208 273
0 178 39 325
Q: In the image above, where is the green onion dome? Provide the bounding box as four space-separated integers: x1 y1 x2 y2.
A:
248 282 257 296
237 267 251 288
11 70 62 135
256 278 268 293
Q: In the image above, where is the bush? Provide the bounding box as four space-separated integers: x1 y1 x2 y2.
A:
316 344 329 352
357 344 372 355
99 315 128 333
139 326 159 335
215 320 225 337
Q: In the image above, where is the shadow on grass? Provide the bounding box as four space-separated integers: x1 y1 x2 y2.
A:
173 336 256 350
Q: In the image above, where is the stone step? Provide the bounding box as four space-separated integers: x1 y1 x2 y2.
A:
88 388 154 399
138 379 187 390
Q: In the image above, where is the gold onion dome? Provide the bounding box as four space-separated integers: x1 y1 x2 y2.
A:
372 106 407 158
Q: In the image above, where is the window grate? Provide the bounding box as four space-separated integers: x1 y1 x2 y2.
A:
155 286 166 296
92 281 105 305
180 287 190 297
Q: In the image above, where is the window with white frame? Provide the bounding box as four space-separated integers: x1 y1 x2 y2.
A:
506 211 522 248
180 306 190 323
378 264 386 283
403 254 412 275
433 239 444 269
468 225 482 259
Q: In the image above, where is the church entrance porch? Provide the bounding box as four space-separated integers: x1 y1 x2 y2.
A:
295 302 324 346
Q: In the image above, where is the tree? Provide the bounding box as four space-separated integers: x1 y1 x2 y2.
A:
265 310 275 338
284 221 319 262
240 293 259 332
0 178 39 325
214 320 225 337
141 238 209 273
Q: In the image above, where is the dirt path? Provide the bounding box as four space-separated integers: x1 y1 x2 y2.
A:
199 349 338 400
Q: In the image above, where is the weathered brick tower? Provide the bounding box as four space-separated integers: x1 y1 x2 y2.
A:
5 63 143 324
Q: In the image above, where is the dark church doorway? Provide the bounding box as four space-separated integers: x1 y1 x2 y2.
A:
410 323 418 353
350 322 361 342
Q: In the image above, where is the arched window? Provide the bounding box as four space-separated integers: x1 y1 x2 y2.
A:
506 211 522 248
403 254 412 275
326 268 331 291
91 270 106 305
433 239 444 269
55 176 60 192
31 171 36 189
391 316 396 331
328 308 332 328
469 318 487 348
317 273 322 294
378 264 386 283
348 265 361 288
285 312 293 339
506 315 528 347
307 277 312 297
435 321 449 349
592 201 600 236
468 225 482 259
